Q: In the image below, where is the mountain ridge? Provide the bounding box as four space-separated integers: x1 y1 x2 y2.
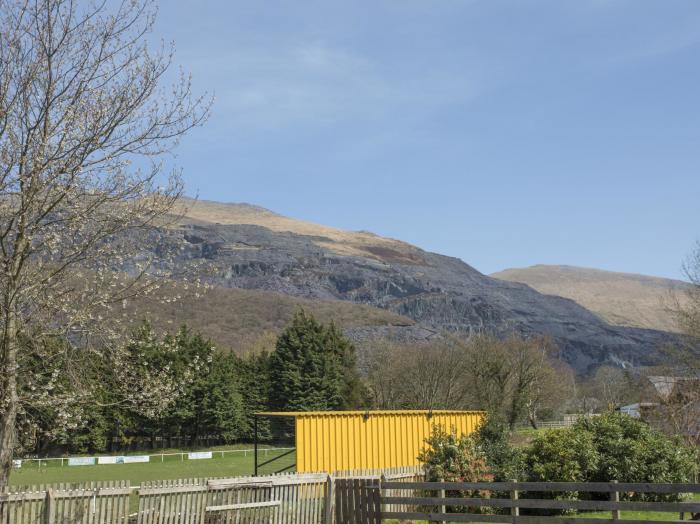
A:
492 264 690 333
147 199 675 374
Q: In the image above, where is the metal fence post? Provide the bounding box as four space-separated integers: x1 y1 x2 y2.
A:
611 480 620 520
511 479 519 521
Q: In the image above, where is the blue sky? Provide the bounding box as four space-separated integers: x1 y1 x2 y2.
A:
154 1 700 280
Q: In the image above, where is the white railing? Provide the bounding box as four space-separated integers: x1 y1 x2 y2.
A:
14 446 295 469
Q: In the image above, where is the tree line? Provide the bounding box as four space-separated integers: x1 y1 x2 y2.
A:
20 307 586 455
24 299 699 456
21 310 365 455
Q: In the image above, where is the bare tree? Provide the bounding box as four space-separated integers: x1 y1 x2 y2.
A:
364 338 471 410
464 334 572 428
524 357 575 429
653 243 700 446
0 0 209 485
677 242 700 341
583 366 641 412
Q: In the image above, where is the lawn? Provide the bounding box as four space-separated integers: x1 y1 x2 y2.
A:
9 447 296 487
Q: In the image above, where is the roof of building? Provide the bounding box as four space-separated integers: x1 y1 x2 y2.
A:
255 409 485 418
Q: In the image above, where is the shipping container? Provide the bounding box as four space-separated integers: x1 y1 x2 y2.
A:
256 410 485 473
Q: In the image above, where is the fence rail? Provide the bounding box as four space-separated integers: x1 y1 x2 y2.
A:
15 447 295 469
376 480 700 524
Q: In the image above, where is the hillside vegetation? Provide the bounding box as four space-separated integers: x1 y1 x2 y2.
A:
492 265 690 333
128 284 414 354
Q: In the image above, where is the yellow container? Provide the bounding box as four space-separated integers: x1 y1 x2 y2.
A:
257 410 484 473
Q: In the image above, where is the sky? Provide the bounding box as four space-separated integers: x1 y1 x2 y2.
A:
152 1 700 280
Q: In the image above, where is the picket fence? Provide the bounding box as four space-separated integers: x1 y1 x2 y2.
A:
0 481 130 524
0 466 423 524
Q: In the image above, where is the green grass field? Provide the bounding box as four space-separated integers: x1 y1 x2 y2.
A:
10 447 296 487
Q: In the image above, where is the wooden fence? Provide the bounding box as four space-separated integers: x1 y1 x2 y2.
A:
0 466 422 523
6 473 700 523
0 481 131 524
137 473 328 524
335 479 700 524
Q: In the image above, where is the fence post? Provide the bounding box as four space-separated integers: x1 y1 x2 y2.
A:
429 478 444 524
324 474 334 524
43 488 55 524
439 477 446 516
510 479 519 521
380 473 386 515
611 480 620 520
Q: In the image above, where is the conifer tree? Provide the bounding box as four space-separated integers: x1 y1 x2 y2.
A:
240 351 273 440
269 310 365 412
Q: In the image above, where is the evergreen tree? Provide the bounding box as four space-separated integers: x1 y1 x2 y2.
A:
240 351 273 441
269 310 365 412
169 351 247 444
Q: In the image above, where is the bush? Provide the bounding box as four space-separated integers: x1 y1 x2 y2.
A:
522 427 600 515
418 425 493 513
574 413 697 500
473 414 524 481
525 427 599 483
526 413 698 502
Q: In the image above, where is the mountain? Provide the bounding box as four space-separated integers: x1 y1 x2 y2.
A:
491 265 690 333
141 199 673 374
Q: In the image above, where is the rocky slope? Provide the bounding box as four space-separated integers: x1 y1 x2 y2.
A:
492 265 690 333
149 199 672 374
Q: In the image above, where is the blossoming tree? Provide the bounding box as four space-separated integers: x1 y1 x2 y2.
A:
0 0 210 485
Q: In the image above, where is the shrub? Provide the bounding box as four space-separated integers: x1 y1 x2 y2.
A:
575 413 697 501
525 413 698 502
418 425 493 514
473 414 524 481
526 427 599 483
524 427 600 514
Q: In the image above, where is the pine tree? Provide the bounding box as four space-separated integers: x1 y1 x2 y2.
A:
240 351 273 441
176 352 247 444
269 310 365 412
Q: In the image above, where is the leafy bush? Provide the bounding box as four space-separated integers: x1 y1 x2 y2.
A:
574 413 697 500
473 414 524 481
525 413 698 502
524 427 599 512
418 425 493 514
525 427 599 483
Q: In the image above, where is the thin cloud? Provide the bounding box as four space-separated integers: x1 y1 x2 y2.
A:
206 42 483 130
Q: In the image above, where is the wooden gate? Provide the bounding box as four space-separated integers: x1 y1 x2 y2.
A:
334 479 380 524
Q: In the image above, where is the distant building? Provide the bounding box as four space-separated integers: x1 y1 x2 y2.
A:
616 402 659 418
616 375 700 443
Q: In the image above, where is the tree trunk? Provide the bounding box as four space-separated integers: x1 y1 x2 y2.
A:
0 312 19 488
527 401 539 430
528 411 539 430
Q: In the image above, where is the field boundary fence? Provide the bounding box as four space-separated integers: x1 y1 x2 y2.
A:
336 478 700 524
14 447 295 470
0 466 422 523
9 468 698 523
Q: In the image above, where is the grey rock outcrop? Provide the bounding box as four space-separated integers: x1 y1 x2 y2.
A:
149 203 672 374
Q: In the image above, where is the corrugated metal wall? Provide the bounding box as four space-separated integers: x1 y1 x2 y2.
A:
294 410 484 473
